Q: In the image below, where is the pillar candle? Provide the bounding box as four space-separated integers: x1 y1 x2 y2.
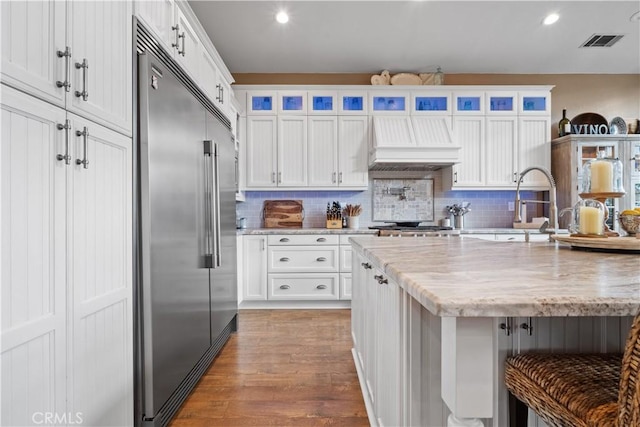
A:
590 160 613 193
579 206 604 235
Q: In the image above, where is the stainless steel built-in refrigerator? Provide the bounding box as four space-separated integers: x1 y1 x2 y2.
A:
136 48 237 426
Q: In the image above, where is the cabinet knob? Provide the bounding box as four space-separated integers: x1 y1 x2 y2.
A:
279 257 290 262
316 284 327 290
361 262 372 269
316 257 327 262
279 284 290 290
374 274 388 284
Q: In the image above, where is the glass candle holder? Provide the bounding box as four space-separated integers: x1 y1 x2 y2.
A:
559 199 606 236
580 150 625 195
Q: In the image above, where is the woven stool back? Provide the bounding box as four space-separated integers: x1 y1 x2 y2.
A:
618 311 640 426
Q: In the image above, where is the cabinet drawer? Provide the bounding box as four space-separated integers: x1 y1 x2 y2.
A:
268 247 339 272
268 274 339 300
268 234 339 245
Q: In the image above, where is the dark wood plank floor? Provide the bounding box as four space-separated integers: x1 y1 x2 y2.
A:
169 309 369 426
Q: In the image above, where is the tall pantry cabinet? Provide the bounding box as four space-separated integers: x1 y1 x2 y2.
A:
1 1 133 426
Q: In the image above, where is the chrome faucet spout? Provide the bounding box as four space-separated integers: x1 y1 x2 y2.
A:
513 166 558 233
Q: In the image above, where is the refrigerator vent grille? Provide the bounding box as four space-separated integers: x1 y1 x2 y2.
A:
135 19 231 130
580 34 624 48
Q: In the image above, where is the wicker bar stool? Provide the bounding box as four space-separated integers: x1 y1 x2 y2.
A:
504 312 640 427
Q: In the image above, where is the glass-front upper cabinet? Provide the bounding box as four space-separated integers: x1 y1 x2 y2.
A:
278 91 307 114
308 91 337 115
453 92 485 115
485 91 517 115
247 91 277 115
369 92 409 115
411 93 451 115
518 91 551 115
338 92 368 115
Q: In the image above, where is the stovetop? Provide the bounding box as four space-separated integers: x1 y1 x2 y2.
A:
369 224 453 231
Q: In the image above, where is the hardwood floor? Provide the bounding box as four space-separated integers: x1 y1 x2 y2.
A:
170 309 369 426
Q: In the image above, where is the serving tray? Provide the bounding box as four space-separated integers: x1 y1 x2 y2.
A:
552 235 640 253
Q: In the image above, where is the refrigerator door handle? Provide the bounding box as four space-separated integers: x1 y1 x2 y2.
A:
212 142 222 268
203 140 214 268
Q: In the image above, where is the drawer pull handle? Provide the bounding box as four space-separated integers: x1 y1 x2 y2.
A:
361 262 372 269
316 237 327 242
279 285 290 290
280 257 290 262
316 285 327 290
316 257 327 262
279 238 290 242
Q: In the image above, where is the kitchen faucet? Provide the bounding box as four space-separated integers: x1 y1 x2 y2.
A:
513 166 558 234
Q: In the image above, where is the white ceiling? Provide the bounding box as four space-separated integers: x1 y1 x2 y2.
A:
188 1 640 75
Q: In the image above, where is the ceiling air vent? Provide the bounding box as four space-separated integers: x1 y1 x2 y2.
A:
580 34 624 47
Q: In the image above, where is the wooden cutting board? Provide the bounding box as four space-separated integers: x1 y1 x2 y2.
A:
263 200 304 228
552 235 640 252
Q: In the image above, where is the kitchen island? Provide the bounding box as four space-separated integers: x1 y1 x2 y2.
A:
349 236 640 427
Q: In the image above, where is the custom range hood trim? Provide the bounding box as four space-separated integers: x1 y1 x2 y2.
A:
369 116 461 171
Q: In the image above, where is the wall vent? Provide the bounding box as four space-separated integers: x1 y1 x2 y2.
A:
580 34 624 47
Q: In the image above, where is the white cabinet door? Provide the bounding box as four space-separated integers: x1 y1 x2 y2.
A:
451 116 485 187
242 236 268 300
1 88 68 427
246 116 277 187
486 116 518 187
68 114 133 426
338 116 369 188
308 116 338 187
199 46 219 104
174 6 201 82
375 272 401 427
518 117 551 188
134 0 176 52
1 0 67 107
68 0 133 136
340 274 352 300
277 116 307 187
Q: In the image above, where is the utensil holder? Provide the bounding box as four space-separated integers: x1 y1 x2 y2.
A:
347 216 360 229
454 215 464 230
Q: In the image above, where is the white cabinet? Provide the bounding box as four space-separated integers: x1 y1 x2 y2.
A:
445 89 552 190
1 87 68 427
338 116 369 188
246 116 277 187
68 0 133 136
449 116 485 187
245 115 307 188
1 87 133 426
173 6 200 82
239 233 359 303
486 116 519 187
1 0 133 136
518 117 551 187
1 0 66 107
135 0 176 52
308 116 338 187
241 236 268 301
277 116 308 186
302 115 369 189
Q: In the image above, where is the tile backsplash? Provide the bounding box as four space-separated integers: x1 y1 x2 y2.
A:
236 170 541 229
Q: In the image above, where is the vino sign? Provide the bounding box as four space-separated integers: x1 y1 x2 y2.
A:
571 124 609 135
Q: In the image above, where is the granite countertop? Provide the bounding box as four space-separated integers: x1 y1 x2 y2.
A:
237 228 379 235
350 236 640 318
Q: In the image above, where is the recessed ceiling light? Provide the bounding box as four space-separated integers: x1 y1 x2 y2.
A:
276 11 289 24
543 13 559 25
